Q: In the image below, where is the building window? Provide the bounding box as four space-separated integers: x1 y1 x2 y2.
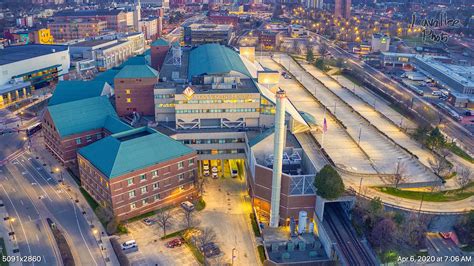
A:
178 174 184 181
126 98 132 103
178 161 184 169
141 186 148 194
179 185 185 190
139 174 146 182
130 203 136 210
128 190 136 198
154 194 161 201
86 135 92 142
76 138 82 145
96 133 102 139
127 178 134 186
151 170 158 178
153 182 159 190
188 158 194 166
142 199 148 205
125 89 131 94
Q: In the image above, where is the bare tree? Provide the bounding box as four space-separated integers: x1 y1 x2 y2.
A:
428 156 451 178
194 227 217 248
456 167 472 192
318 42 328 59
181 208 197 229
156 209 173 236
389 161 408 188
195 176 208 197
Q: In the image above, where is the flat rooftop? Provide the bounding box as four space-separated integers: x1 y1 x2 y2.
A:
0 44 68 66
70 39 114 48
187 23 232 31
175 78 259 95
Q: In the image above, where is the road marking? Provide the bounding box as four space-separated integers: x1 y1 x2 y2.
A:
20 199 24 205
43 256 46 264
36 234 39 242
0 184 34 265
28 215 32 221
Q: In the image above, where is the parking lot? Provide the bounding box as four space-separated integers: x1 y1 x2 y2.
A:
119 208 199 266
119 168 258 266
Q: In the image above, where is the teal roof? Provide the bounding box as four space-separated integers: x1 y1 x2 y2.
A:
48 80 105 106
151 38 169 47
249 127 275 147
119 56 147 67
299 111 317 126
188 44 251 79
47 96 121 138
115 65 159 79
103 116 133 134
78 127 195 179
94 68 121 86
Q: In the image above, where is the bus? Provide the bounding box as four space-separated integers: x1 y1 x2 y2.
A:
229 160 238 178
26 122 42 136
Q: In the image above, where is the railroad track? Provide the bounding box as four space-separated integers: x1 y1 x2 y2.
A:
325 204 376 265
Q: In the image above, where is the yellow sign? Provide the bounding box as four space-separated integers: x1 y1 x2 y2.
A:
183 86 195 100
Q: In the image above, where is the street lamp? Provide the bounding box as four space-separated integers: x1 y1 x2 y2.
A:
9 217 15 240
19 111 24 126
357 123 362 144
55 167 63 182
231 247 237 265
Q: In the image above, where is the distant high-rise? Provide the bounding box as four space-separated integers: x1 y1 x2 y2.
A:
334 0 351 19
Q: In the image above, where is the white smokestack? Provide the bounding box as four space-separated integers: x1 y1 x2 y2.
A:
269 89 287 228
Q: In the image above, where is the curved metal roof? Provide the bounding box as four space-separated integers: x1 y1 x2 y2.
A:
188 44 251 79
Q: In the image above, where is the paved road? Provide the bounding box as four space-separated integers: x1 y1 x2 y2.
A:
311 33 474 155
0 163 59 266
278 54 438 184
426 233 463 258
6 152 104 266
258 56 377 175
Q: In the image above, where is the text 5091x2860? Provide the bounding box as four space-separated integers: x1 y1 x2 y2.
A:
2 256 43 263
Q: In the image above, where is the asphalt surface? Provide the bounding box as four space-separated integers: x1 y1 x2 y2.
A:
3 152 105 266
0 164 59 266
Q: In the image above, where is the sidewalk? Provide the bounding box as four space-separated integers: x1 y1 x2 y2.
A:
28 134 119 266
0 198 21 266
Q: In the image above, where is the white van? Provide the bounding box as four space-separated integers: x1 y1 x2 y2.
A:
121 240 137 250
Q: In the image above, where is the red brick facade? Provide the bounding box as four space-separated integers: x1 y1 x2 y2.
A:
115 77 156 117
249 165 316 225
151 45 169 71
78 152 198 220
42 110 110 165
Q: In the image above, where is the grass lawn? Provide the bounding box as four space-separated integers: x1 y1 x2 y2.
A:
461 245 474 252
0 238 8 266
374 182 474 202
160 228 191 240
257 245 266 263
449 143 474 163
250 213 261 237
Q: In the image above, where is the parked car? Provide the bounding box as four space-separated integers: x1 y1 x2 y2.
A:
142 218 154 226
166 238 184 248
181 201 195 212
121 240 137 250
200 242 221 258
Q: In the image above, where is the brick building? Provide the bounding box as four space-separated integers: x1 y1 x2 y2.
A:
209 15 239 27
78 127 197 220
259 31 283 50
114 65 159 116
150 38 170 71
43 83 131 165
48 19 107 42
53 9 128 33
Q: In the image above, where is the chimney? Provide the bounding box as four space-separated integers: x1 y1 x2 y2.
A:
269 89 287 228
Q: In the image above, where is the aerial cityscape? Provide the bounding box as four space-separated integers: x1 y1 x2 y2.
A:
0 0 473 265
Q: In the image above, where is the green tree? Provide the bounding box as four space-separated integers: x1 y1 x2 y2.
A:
313 165 344 200
306 48 314 62
368 197 384 226
426 127 446 151
314 58 326 71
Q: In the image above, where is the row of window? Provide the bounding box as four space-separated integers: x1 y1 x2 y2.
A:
180 138 245 145
176 108 258 114
130 184 188 210
196 149 245 155
75 133 102 145
123 159 194 186
176 99 257 104
154 94 175 99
